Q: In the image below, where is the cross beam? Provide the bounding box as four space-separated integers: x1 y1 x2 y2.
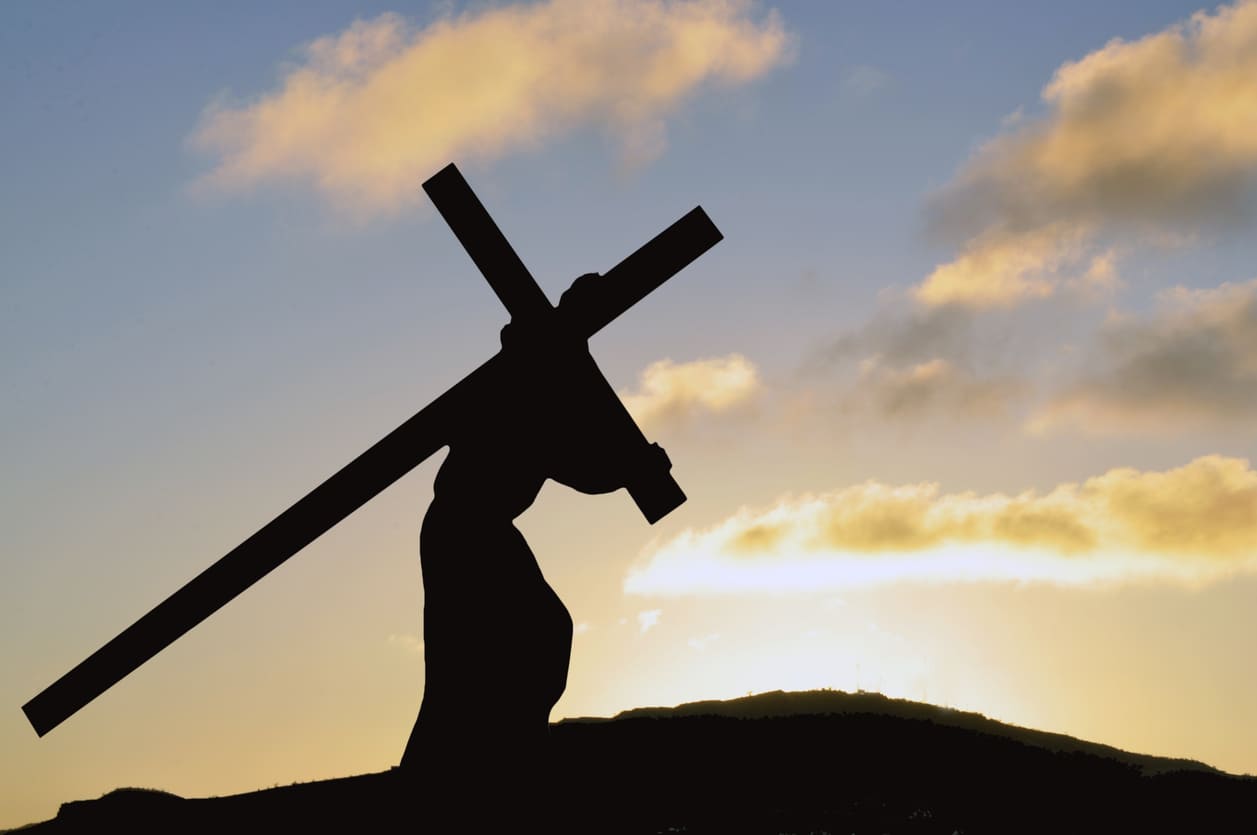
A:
22 163 722 737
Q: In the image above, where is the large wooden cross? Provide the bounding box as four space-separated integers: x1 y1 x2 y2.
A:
23 163 723 736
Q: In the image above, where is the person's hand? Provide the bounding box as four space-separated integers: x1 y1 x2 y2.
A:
646 442 672 473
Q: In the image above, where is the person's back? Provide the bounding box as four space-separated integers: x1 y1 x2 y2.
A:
404 433 571 765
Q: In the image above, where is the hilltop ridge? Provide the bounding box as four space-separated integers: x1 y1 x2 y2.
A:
591 687 1220 777
9 688 1254 834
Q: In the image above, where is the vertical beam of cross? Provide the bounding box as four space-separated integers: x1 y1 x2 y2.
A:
422 164 554 321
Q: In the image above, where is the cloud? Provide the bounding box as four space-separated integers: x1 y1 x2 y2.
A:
916 0 1257 307
815 302 1034 425
1030 278 1257 434
624 455 1257 593
845 356 1023 421
915 223 1111 308
620 354 760 427
825 304 979 369
189 0 792 213
637 608 663 633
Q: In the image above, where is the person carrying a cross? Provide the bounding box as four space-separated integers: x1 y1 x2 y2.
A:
399 274 670 808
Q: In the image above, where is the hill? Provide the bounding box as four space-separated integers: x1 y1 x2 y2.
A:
9 689 1255 833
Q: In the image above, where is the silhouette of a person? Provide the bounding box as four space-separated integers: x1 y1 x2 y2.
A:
399 274 667 798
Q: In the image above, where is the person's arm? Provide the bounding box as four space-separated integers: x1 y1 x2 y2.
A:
551 440 671 496
501 271 669 495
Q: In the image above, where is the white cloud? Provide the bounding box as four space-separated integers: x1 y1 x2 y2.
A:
190 0 792 214
620 354 761 427
914 223 1093 308
916 0 1257 307
625 455 1257 593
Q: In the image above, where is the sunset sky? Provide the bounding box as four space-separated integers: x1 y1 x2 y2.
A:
6 0 1257 826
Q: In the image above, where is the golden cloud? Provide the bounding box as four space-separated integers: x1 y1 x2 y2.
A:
1029 278 1257 434
916 0 1257 307
625 455 1257 593
620 353 760 427
914 224 1087 308
190 0 791 213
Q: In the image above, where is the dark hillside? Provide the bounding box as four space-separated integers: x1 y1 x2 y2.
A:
10 689 1254 834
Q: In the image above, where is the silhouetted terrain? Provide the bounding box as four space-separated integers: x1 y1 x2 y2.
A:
10 689 1255 833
